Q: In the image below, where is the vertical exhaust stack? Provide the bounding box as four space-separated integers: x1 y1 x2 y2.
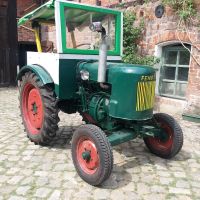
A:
98 34 107 83
89 22 107 83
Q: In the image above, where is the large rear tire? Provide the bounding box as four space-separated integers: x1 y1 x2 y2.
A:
144 113 183 159
19 71 59 145
71 124 113 186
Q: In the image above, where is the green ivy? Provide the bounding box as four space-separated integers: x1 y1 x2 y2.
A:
122 11 159 66
162 0 196 21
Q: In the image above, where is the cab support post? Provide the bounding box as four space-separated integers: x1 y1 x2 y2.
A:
32 21 42 52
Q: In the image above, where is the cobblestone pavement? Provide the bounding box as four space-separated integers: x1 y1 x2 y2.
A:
0 87 200 200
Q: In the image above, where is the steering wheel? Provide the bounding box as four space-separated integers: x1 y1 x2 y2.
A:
75 43 93 49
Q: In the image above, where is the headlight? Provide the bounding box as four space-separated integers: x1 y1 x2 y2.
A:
80 70 89 80
89 22 102 32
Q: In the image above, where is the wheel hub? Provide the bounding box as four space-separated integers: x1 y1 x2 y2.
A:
32 102 38 114
159 128 170 142
77 139 99 174
147 121 173 152
27 88 43 129
82 151 91 161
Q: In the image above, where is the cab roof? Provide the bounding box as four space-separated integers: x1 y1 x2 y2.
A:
17 0 121 26
18 0 55 26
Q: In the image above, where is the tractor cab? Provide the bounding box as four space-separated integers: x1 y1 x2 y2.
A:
17 0 183 186
18 0 122 56
18 0 123 99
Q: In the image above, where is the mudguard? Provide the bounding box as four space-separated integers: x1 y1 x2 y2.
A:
17 64 54 85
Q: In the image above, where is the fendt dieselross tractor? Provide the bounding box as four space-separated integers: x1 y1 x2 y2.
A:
17 0 183 185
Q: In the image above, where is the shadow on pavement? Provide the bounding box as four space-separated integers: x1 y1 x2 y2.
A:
48 125 76 149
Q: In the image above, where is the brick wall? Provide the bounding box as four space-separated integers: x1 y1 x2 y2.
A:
41 25 57 50
17 0 39 42
129 1 200 115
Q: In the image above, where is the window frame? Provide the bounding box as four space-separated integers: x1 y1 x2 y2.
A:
159 46 190 100
59 1 122 55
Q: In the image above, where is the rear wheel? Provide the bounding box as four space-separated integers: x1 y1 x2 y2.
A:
71 124 113 186
19 71 59 145
143 113 183 159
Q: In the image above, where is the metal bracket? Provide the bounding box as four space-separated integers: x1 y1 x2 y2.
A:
140 125 168 142
141 125 160 137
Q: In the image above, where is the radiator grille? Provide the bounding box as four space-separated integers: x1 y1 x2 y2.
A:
136 81 156 111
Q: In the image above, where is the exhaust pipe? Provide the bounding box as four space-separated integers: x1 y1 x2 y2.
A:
89 22 107 83
98 35 107 83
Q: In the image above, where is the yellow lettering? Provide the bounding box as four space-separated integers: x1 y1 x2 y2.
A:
141 75 155 81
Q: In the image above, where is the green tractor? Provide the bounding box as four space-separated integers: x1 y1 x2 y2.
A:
17 0 183 186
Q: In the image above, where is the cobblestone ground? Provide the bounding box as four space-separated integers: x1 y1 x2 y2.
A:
0 87 200 200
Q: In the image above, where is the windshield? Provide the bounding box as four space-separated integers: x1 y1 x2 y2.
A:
64 8 116 51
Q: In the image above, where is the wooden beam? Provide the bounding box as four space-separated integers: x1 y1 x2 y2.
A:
0 0 17 86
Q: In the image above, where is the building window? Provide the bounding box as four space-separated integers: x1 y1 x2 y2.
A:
159 44 190 99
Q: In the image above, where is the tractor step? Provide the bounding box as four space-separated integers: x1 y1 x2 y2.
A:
108 129 137 146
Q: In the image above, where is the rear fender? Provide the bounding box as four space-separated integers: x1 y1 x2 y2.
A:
17 64 54 85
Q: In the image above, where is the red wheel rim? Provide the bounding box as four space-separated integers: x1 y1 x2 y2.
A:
76 137 99 174
22 83 44 135
147 120 173 153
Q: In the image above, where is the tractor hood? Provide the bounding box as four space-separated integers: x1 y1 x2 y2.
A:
79 61 156 120
78 61 155 83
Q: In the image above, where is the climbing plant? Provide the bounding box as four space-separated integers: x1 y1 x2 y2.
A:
162 0 197 21
122 11 159 66
161 0 200 66
121 1 199 66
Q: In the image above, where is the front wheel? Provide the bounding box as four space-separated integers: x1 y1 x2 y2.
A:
71 124 113 186
143 113 183 159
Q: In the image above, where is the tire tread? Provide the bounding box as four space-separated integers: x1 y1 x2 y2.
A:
144 113 183 159
19 71 60 145
71 124 113 186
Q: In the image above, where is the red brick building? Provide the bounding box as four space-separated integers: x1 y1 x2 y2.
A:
17 0 200 118
17 0 44 67
129 1 200 118
17 0 47 42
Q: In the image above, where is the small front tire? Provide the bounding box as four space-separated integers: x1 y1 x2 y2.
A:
71 124 113 186
144 113 183 159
